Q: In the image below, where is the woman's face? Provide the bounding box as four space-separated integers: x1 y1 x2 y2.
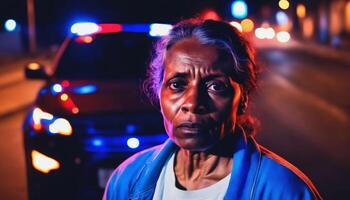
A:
159 38 242 151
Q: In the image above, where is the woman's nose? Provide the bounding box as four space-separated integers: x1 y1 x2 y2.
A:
180 87 207 114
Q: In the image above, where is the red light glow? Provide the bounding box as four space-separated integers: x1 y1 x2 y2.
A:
97 24 123 34
72 107 79 114
201 10 221 21
61 80 70 87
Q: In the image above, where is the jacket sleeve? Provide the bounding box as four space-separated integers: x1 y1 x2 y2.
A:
252 147 323 200
102 146 161 200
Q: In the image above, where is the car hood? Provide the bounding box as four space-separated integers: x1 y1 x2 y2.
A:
36 80 157 115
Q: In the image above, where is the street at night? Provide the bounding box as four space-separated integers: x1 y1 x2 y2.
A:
0 39 349 199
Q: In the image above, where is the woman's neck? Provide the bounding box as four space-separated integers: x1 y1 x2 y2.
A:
174 137 235 190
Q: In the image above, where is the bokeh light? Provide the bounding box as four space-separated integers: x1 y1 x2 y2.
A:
28 62 40 70
241 18 254 32
231 0 248 19
52 84 63 93
278 0 290 10
255 28 266 39
276 11 289 25
60 93 69 101
229 21 243 32
49 118 72 136
265 27 275 39
5 19 16 32
127 137 140 149
276 31 291 43
201 10 220 20
297 4 306 19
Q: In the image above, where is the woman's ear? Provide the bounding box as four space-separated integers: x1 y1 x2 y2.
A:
238 94 248 115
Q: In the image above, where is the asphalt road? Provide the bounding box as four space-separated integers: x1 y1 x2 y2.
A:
0 40 349 199
253 40 350 199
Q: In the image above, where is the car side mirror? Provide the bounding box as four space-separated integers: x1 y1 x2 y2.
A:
25 62 49 80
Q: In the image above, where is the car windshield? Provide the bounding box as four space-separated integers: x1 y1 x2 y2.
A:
54 32 154 80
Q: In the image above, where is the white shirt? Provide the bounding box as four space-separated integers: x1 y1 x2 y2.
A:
153 153 231 200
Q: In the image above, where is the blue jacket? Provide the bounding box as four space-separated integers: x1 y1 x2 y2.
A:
103 132 322 200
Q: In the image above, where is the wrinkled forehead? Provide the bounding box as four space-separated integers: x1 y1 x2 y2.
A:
165 38 234 73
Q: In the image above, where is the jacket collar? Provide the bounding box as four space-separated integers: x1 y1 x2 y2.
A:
130 130 262 200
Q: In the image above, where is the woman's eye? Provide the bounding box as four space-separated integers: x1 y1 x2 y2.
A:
208 82 227 92
169 80 186 91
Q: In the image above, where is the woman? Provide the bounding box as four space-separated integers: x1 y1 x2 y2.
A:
103 19 322 200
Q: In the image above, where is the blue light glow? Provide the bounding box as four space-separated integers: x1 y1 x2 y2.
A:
231 1 248 19
123 24 149 32
126 124 137 134
276 11 289 25
149 24 172 37
93 139 103 146
51 84 63 95
73 84 97 94
84 134 168 152
70 22 100 36
39 88 48 95
127 137 140 149
5 19 16 32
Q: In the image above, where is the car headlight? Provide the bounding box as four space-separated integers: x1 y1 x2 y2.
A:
31 150 60 173
31 107 73 136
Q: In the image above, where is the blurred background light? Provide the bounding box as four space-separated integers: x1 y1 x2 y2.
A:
61 80 70 87
255 27 275 39
265 27 275 39
60 93 68 101
28 62 40 70
73 84 97 94
126 124 136 134
276 31 291 43
255 27 266 39
229 21 243 32
201 9 221 20
31 150 60 173
278 0 290 10
241 18 254 32
149 23 172 37
231 0 248 19
127 137 140 149
4 19 17 32
70 22 100 35
276 11 289 25
52 83 63 93
75 36 94 44
92 139 103 147
72 107 79 114
97 24 122 34
346 1 350 32
303 17 314 38
32 108 53 126
122 24 149 32
49 118 72 136
297 4 306 19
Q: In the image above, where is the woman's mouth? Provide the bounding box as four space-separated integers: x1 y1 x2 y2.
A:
176 122 206 135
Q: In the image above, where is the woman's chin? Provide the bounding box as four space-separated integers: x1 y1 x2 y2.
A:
174 138 214 152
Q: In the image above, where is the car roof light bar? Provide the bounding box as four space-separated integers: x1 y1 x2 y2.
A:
70 22 100 36
71 22 172 36
149 23 172 37
122 24 149 32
